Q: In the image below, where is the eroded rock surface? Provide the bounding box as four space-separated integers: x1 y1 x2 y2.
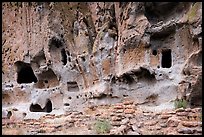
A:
2 2 202 134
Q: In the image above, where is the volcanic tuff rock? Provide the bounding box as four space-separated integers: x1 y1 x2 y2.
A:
2 2 202 118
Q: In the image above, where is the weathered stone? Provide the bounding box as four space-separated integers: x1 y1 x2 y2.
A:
176 112 189 116
2 3 202 135
113 105 124 109
160 114 172 119
127 130 140 135
131 124 138 131
121 118 129 125
129 118 137 125
167 117 180 127
144 120 158 126
195 128 202 133
191 108 202 113
125 114 134 118
114 109 124 113
111 116 122 121
198 122 202 127
125 105 135 109
123 100 134 105
181 121 199 127
166 111 176 115
175 108 185 113
160 123 167 128
184 108 192 112
111 121 121 126
110 125 127 135
177 127 195 134
124 109 135 114
137 122 144 128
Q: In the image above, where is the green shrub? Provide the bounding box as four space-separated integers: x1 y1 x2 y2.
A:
93 119 111 134
174 98 188 109
187 2 200 22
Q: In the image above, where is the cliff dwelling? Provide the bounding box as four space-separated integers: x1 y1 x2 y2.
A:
2 2 202 135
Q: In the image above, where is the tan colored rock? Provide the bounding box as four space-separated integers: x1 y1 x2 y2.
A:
176 112 189 116
181 121 199 127
160 114 172 119
113 105 124 109
114 109 124 113
175 108 185 113
2 3 202 133
177 127 195 134
111 116 122 121
144 120 159 126
167 117 180 127
124 109 135 114
123 100 134 105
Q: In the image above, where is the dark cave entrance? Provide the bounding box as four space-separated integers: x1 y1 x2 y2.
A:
152 49 157 56
14 61 38 84
29 99 52 113
161 49 172 68
61 48 67 65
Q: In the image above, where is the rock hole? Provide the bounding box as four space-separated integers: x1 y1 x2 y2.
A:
81 56 86 62
7 111 12 119
48 36 64 50
61 48 67 65
68 57 71 62
152 49 157 56
122 74 134 84
161 49 172 68
123 48 127 54
133 67 156 81
64 103 70 106
44 80 48 83
14 61 38 84
67 51 70 56
67 81 79 92
29 99 52 113
75 59 79 64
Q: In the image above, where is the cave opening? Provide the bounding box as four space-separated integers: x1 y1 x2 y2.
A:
7 111 12 119
61 48 67 65
122 74 135 84
152 49 157 56
14 61 38 84
48 36 64 50
29 99 52 113
67 81 79 92
133 67 156 82
161 49 172 68
81 56 86 62
144 2 178 23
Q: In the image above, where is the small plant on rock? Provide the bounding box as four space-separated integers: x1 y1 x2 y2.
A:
93 119 111 134
174 98 187 109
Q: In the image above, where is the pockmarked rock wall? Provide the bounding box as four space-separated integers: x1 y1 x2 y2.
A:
2 2 202 118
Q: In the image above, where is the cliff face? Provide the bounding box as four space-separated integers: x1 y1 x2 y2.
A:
2 2 202 117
